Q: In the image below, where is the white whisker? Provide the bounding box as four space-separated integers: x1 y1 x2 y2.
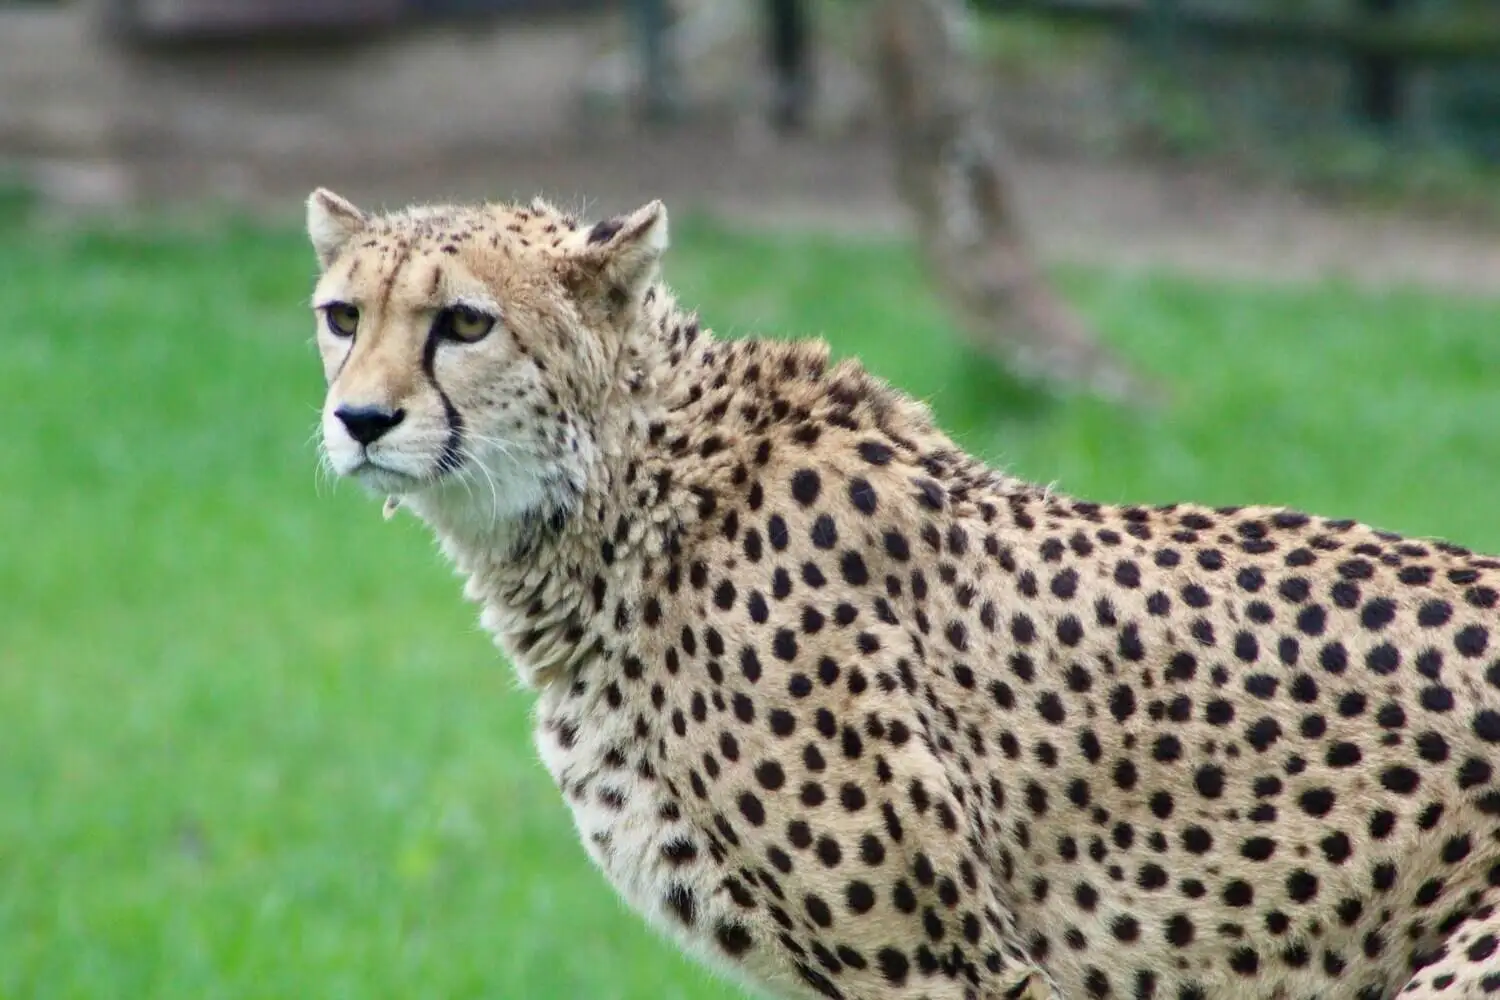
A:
462 445 502 522
306 421 335 498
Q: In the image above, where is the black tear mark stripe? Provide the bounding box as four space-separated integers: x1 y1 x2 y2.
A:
422 318 466 475
398 242 465 475
331 341 354 382
436 395 466 475
329 307 365 382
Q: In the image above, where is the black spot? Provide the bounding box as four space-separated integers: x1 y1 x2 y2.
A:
716 921 753 956
767 711 795 743
877 948 910 985
1320 832 1352 864
791 470 821 506
774 630 798 661
1460 756 1493 787
804 894 832 927
1421 686 1455 713
1057 616 1084 647
1279 578 1310 603
738 792 766 825
1325 742 1362 768
1244 674 1278 699
847 881 876 913
1296 605 1326 636
1361 598 1397 630
1234 632 1259 663
1442 834 1472 864
1165 914 1195 947
913 478 945 510
713 580 736 610
1194 766 1225 799
662 839 698 866
1245 717 1281 753
768 516 790 551
884 530 910 562
1051 569 1079 600
1418 600 1453 627
1190 619 1215 646
1457 625 1490 658
755 760 786 792
1286 870 1318 903
848 478 878 515
1299 787 1335 817
1473 710 1500 743
1331 581 1360 608
664 884 697 925
1241 838 1275 862
796 963 841 999
1367 643 1400 675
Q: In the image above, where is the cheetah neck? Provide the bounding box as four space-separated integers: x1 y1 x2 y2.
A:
408 284 710 689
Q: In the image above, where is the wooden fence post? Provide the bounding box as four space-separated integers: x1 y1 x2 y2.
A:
631 0 678 123
1352 0 1406 132
1143 0 1178 61
766 0 813 132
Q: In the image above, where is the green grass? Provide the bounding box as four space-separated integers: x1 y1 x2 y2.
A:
4 210 1500 999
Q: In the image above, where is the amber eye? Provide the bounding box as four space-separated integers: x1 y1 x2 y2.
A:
438 305 496 343
323 302 360 338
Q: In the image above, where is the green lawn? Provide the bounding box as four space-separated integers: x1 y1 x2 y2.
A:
4 209 1500 999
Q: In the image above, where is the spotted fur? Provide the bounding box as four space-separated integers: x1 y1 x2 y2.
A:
305 188 1500 1000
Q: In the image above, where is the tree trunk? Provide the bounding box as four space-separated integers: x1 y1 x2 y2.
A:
867 0 1161 404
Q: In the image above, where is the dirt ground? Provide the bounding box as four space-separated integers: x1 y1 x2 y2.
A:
7 8 1499 295
116 129 1500 297
277 132 1500 295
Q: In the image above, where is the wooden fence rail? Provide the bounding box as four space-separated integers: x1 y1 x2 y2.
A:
973 0 1500 134
971 0 1500 61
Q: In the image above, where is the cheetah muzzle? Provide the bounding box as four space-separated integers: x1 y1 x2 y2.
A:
304 188 1500 1000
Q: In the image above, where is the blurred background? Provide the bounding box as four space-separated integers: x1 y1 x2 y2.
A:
3 1 1500 997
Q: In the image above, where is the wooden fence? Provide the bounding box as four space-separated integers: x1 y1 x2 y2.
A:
89 0 605 44
972 0 1500 133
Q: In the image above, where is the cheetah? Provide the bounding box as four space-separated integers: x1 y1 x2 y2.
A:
304 186 1500 1000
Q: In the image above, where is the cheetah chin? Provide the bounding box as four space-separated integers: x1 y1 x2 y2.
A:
304 187 1500 1000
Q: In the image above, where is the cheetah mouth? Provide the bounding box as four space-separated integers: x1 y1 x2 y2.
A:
349 430 466 487
347 458 430 494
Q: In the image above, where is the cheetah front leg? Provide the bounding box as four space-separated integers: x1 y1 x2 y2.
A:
1398 904 1500 997
762 743 1059 1000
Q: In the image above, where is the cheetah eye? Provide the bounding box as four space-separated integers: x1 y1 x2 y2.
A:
323 302 360 338
436 305 496 343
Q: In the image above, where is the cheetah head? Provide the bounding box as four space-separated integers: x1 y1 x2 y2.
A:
305 188 669 532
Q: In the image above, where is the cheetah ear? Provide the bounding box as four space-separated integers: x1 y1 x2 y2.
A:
306 188 367 269
568 200 669 306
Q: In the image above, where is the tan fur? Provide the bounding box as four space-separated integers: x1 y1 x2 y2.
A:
306 191 1500 1000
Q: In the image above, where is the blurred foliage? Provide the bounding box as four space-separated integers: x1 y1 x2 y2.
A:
0 172 39 231
958 1 1500 218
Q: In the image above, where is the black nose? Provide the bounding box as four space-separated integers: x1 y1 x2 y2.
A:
335 404 406 446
